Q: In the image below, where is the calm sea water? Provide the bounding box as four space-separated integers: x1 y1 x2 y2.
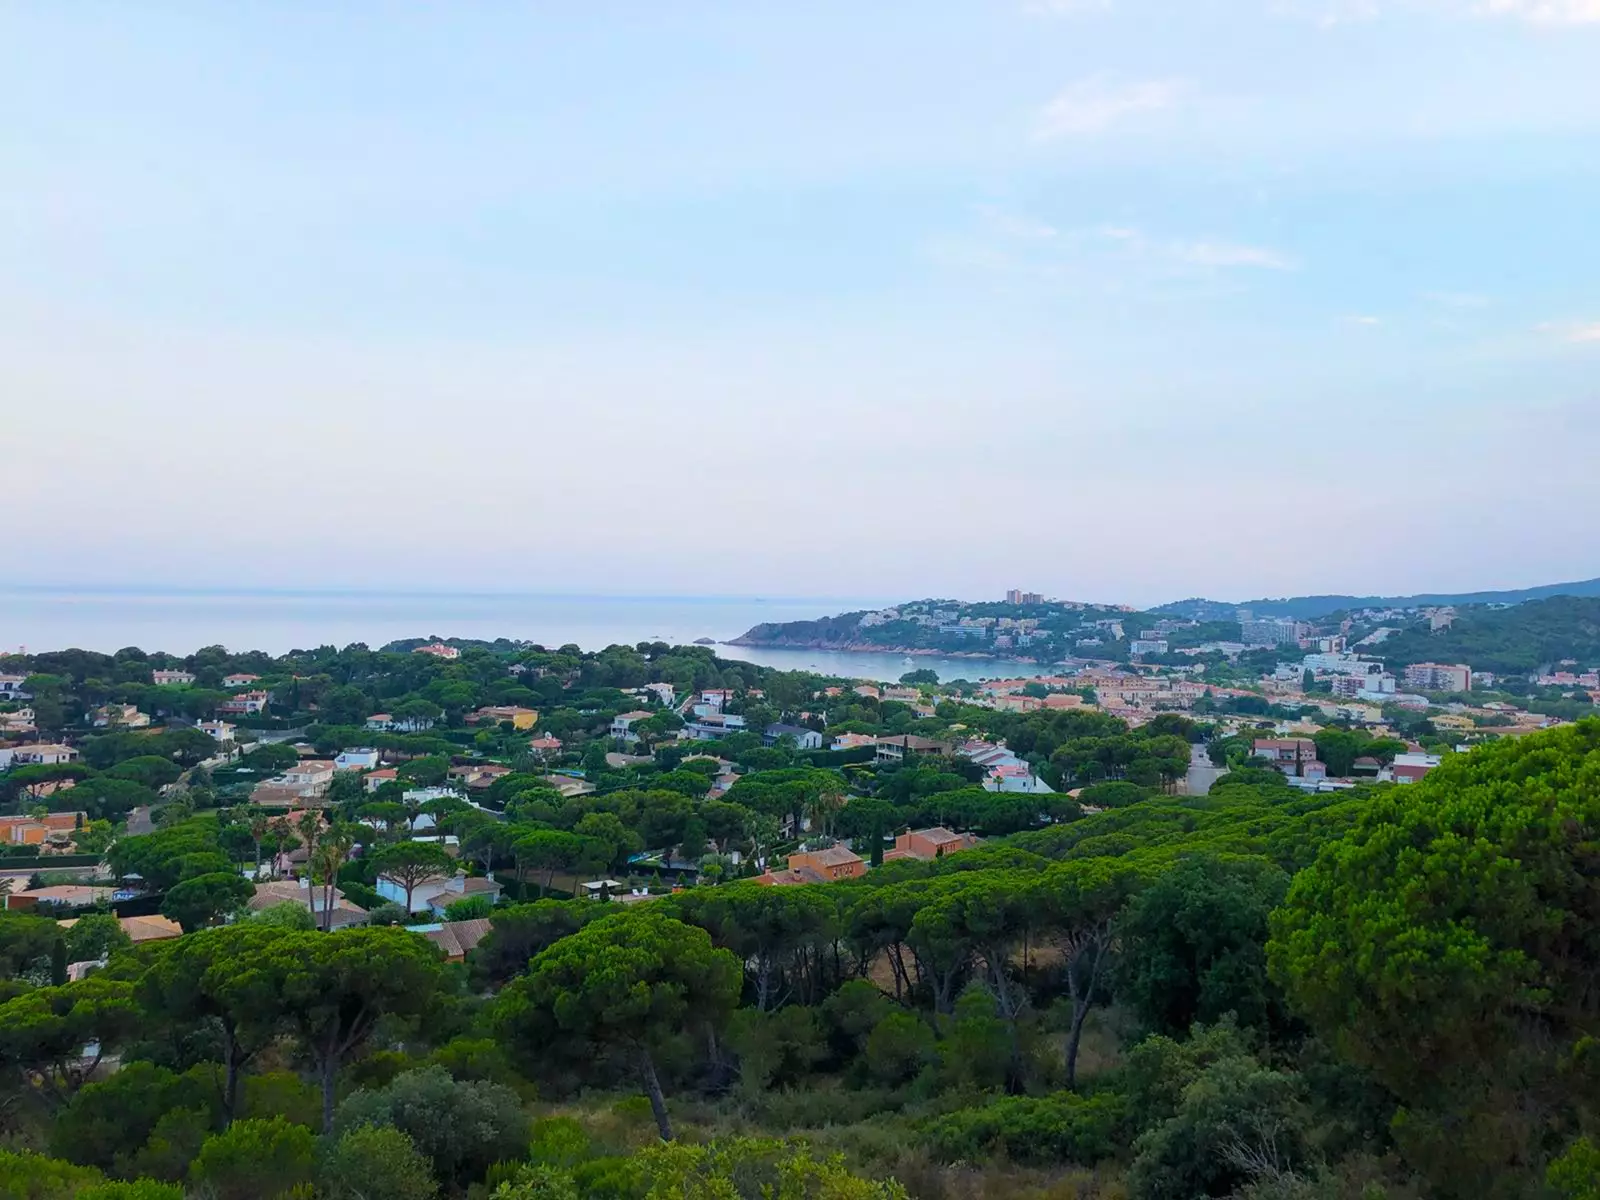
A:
0 588 1052 684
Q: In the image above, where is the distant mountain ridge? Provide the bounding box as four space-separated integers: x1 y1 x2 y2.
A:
1153 577 1600 621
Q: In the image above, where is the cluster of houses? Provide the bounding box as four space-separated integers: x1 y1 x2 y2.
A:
1253 736 1442 789
755 825 983 886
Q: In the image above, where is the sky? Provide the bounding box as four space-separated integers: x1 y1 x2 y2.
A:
4 0 1599 609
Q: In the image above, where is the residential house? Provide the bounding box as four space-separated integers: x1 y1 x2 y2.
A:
91 704 150 729
251 760 336 805
875 735 953 765
364 768 399 792
0 707 37 734
11 744 79 766
222 674 260 688
468 706 539 730
830 732 878 751
983 763 1053 793
686 712 747 741
333 748 382 771
7 884 119 908
249 878 369 930
527 735 564 759
413 643 461 660
375 868 502 915
1253 738 1320 776
448 763 512 790
643 682 676 708
1387 751 1441 784
365 712 434 732
219 690 271 715
884 826 982 862
993 694 1043 713
698 689 735 710
611 710 654 744
56 913 183 943
852 685 881 701
0 674 32 701
763 723 823 751
1043 693 1086 710
152 669 195 686
413 918 494 962
1 811 84 845
198 721 237 747
758 845 867 886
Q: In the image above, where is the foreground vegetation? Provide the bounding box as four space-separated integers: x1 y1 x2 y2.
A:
3 635 1599 1198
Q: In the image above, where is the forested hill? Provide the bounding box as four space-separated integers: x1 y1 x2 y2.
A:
1376 594 1600 674
730 611 871 648
1156 575 1600 620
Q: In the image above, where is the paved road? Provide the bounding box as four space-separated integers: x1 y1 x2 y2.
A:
1186 743 1228 796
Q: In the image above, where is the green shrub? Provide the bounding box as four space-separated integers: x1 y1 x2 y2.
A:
332 1065 528 1188
190 1117 316 1200
923 1091 1127 1166
319 1126 437 1200
0 1149 105 1199
864 1012 936 1086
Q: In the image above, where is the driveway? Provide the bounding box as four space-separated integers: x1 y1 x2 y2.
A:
1185 743 1227 796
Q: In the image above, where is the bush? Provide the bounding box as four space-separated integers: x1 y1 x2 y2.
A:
726 1006 827 1092
64 912 132 964
365 901 408 926
332 1066 528 1188
864 1012 937 1086
924 1092 1127 1166
444 894 494 922
1077 781 1151 809
1127 1055 1309 1200
319 1126 437 1200
248 901 315 931
0 1149 105 1199
190 1117 316 1200
80 1184 184 1200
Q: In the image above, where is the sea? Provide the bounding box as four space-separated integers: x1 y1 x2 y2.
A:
0 587 1056 685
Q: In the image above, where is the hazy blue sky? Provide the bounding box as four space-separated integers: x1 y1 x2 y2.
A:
5 1 1598 608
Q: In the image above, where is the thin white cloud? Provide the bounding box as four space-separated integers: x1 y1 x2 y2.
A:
1023 0 1112 12
1279 0 1600 23
1425 290 1491 309
1178 240 1298 270
1479 0 1600 23
1098 226 1297 270
1537 320 1600 343
978 206 1059 239
1348 314 1382 325
1033 76 1183 139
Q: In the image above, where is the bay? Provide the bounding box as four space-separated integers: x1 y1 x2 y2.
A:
0 587 1047 683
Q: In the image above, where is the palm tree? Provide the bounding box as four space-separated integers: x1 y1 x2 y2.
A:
268 817 293 878
295 810 321 858
310 828 354 932
249 813 270 878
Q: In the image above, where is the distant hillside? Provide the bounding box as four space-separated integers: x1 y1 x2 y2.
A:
1155 577 1600 621
1372 595 1600 675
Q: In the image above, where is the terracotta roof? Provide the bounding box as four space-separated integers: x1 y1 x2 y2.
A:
58 914 183 943
417 918 493 959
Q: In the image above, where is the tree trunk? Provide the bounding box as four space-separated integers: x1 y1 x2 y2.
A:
319 1052 338 1132
221 1023 241 1126
637 1048 673 1141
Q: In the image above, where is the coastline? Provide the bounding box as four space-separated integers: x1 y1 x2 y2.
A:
722 638 1040 664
